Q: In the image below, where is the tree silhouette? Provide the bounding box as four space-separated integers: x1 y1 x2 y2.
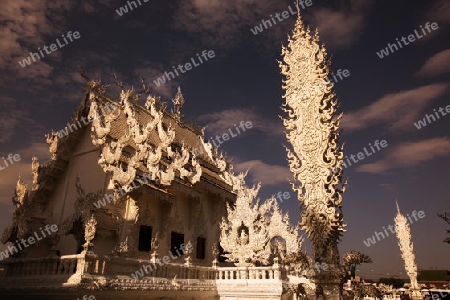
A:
437 210 450 244
343 250 372 279
379 277 405 289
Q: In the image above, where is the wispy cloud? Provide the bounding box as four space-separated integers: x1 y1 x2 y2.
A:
197 108 283 137
424 0 450 25
234 159 292 186
171 0 282 49
307 0 374 49
380 183 396 190
341 83 449 132
356 137 450 173
134 62 179 100
172 0 373 51
416 49 450 78
0 0 71 75
0 1 110 107
413 0 450 43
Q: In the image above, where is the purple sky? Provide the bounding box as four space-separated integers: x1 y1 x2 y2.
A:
0 0 449 280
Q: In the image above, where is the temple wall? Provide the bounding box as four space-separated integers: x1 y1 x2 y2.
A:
16 119 232 265
117 181 230 266
47 128 104 221
48 127 107 255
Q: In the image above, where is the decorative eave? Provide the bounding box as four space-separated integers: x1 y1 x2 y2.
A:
86 78 240 196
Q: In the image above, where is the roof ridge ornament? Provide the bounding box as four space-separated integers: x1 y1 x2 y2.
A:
171 86 185 121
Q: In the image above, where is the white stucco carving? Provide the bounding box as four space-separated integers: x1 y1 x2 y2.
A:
89 82 202 188
220 172 302 267
279 13 346 268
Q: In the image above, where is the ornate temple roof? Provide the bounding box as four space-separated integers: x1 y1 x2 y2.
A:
49 79 235 193
2 77 237 243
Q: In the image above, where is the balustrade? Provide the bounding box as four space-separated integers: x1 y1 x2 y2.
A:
0 254 250 282
1 255 80 277
216 265 281 281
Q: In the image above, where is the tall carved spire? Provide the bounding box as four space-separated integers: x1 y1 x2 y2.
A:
279 12 346 271
394 202 419 291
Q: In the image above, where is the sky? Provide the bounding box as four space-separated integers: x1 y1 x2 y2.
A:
0 0 449 281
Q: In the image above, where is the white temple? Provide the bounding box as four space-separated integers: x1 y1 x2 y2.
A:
0 78 306 300
0 8 354 299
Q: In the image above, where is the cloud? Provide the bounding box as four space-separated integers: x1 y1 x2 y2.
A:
416 49 450 78
341 83 449 132
133 62 180 100
380 183 395 190
171 0 268 48
0 0 71 75
172 0 373 51
424 0 450 25
356 137 450 173
0 1 103 107
197 108 283 137
234 159 292 186
306 0 373 49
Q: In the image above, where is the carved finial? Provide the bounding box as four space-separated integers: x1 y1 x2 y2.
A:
295 0 300 16
12 176 28 207
31 157 40 185
184 240 193 266
83 214 97 253
185 240 193 255
140 76 150 95
151 232 160 250
113 72 124 90
171 86 185 120
79 63 89 82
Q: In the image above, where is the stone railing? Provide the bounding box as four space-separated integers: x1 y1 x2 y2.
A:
215 265 284 300
0 255 287 299
216 265 282 280
0 253 218 290
0 254 80 277
103 256 217 280
0 254 216 279
0 254 82 289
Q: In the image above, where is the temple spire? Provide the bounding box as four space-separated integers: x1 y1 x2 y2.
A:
280 9 346 299
394 201 419 293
